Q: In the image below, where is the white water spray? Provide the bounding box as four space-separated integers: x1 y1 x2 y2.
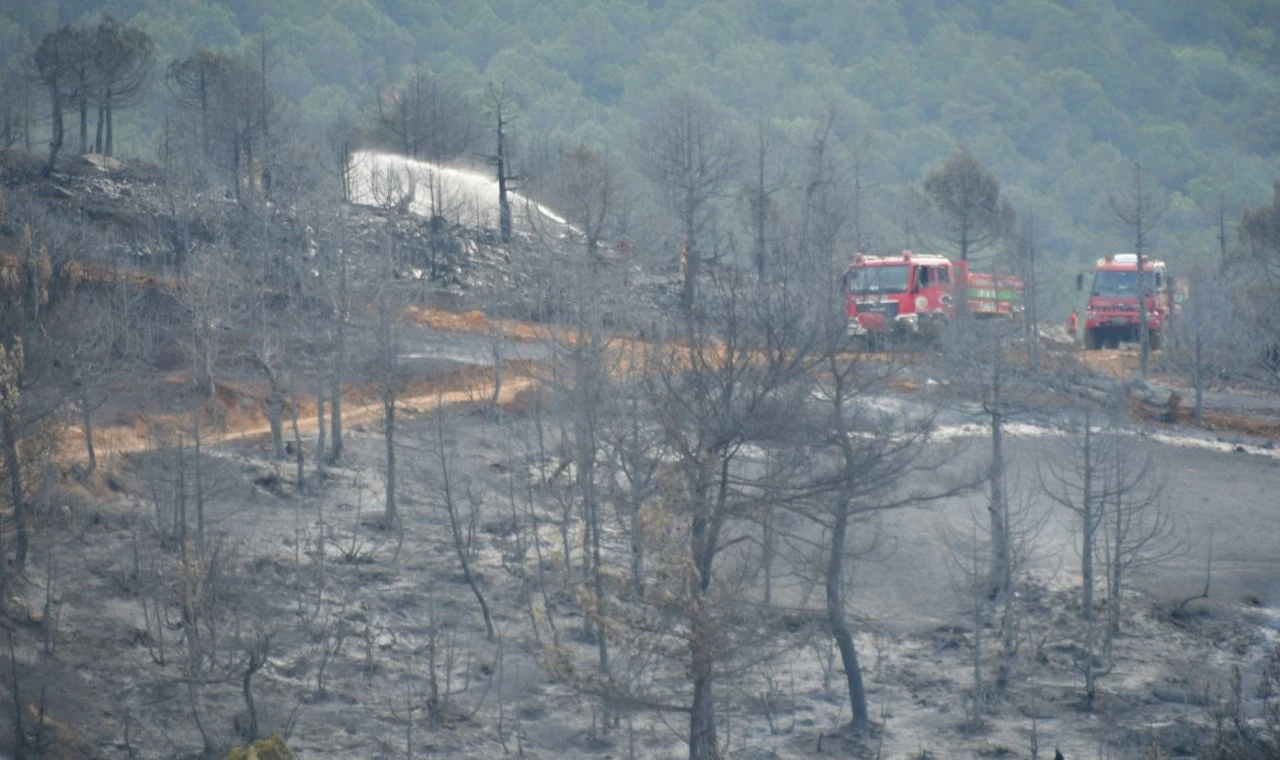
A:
347 150 568 229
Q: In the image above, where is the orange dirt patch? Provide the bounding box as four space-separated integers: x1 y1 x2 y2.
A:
1135 397 1280 441
405 305 554 341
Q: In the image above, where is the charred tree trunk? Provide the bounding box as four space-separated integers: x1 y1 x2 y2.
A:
77 95 88 155
826 505 869 731
989 401 1009 599
688 611 719 760
3 413 28 572
79 396 96 473
43 83 63 177
328 324 345 463
105 106 114 157
315 376 326 479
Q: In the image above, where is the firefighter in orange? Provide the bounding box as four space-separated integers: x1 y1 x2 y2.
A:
1066 309 1079 340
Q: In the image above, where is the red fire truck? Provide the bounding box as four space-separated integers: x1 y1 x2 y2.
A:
844 251 1024 344
1077 253 1179 350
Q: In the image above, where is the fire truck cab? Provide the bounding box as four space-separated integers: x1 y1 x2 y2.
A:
1080 253 1175 350
844 251 1023 344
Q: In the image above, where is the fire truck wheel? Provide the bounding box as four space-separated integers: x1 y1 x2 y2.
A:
1149 330 1162 351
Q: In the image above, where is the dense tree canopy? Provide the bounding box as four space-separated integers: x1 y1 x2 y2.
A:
2 0 1277 283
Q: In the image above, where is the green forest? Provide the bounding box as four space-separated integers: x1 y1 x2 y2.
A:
2 0 1279 289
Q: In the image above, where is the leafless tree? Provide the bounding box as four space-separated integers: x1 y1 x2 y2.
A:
634 91 739 310
1038 408 1117 711
889 182 932 252
377 278 401 528
1167 263 1251 422
844 127 883 256
375 67 476 163
1096 438 1182 655
0 195 85 575
946 520 993 730
249 302 289 462
1009 212 1043 370
426 409 495 640
805 320 958 731
166 47 277 200
552 144 617 258
938 314 1033 605
944 473 1048 716
779 156 962 732
533 234 622 722
1109 162 1168 380
178 250 241 400
55 284 148 473
599 339 662 597
1236 178 1280 381
793 110 854 280
649 269 810 758
743 118 789 281
0 70 29 153
0 338 23 590
312 209 356 465
480 82 521 244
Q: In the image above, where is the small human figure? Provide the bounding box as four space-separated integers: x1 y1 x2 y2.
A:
1066 309 1079 339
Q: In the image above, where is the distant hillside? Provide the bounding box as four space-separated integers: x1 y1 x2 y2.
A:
1 0 1277 290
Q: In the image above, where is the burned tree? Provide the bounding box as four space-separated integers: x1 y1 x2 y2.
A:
166 48 277 200
166 48 231 163
1168 264 1251 422
375 67 475 163
923 145 1014 263
1039 409 1113 711
90 15 152 156
1108 162 1167 380
635 91 739 310
1237 178 1280 378
743 118 789 282
552 144 617 258
480 82 520 244
34 25 89 174
804 303 957 730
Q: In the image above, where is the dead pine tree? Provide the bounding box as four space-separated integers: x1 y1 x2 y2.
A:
945 521 992 731
1167 264 1250 423
429 408 495 640
1108 162 1168 380
1097 439 1182 660
743 117 789 282
372 232 403 529
534 198 618 710
1038 409 1114 711
479 81 521 244
634 91 739 311
801 258 964 732
651 269 809 759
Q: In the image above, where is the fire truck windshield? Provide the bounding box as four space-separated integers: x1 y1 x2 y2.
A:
846 264 909 294
1091 269 1139 296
